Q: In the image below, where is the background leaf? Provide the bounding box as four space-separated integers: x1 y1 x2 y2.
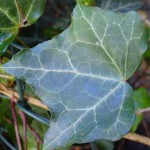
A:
76 0 95 6
0 0 46 54
0 99 16 140
144 27 150 58
96 140 114 150
2 4 147 150
19 108 49 150
131 88 150 132
97 0 142 12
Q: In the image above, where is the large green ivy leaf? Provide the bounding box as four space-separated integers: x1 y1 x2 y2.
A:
97 0 142 12
0 0 46 53
2 4 147 150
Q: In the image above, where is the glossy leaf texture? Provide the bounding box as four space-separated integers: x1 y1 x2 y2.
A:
0 0 46 54
2 4 148 150
97 0 142 12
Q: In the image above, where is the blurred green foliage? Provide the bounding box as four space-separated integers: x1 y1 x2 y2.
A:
132 88 150 132
76 0 95 5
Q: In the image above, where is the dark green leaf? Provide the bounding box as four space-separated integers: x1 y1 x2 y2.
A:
134 88 150 109
0 99 11 123
19 124 40 150
96 140 114 150
28 120 48 150
144 27 150 58
0 0 46 54
2 4 148 150
144 49 150 58
19 119 49 150
132 88 150 132
0 99 16 141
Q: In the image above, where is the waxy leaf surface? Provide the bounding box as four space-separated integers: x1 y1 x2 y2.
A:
0 0 46 53
3 4 147 150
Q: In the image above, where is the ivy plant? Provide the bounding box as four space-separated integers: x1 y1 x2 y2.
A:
2 3 148 150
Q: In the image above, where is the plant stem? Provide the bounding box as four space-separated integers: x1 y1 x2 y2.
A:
16 79 24 102
0 74 13 79
19 110 27 150
136 107 150 115
123 133 150 146
90 142 98 150
0 83 49 110
11 97 22 150
27 123 43 143
0 134 17 150
11 43 24 50
0 94 8 99
16 37 29 48
19 109 43 150
37 141 40 150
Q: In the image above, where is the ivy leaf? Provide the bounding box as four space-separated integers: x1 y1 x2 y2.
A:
0 0 46 54
2 4 147 150
19 120 48 150
131 88 150 132
97 0 142 12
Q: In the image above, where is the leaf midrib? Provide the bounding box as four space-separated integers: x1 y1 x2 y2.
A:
3 66 119 81
77 5 123 79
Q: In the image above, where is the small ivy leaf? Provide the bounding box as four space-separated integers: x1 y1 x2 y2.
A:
131 88 150 132
20 120 49 150
2 4 148 150
97 0 143 13
0 0 46 54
